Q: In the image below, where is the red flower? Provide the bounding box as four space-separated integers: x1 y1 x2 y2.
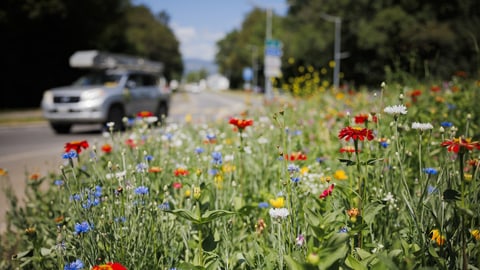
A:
441 137 480 153
125 139 136 148
354 113 377 124
101 143 112 154
430 85 441 92
92 262 127 270
285 152 307 161
172 182 183 189
137 111 154 118
338 126 374 141
229 117 253 130
174 168 189 176
64 140 89 154
319 184 335 199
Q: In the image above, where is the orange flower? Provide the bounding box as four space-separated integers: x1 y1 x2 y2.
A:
29 173 41 181
148 166 162 173
92 262 127 270
340 145 358 153
101 143 112 154
285 152 307 161
0 168 7 176
64 140 89 154
430 229 446 246
441 137 480 154
174 168 189 176
229 117 253 130
430 85 441 92
338 126 374 141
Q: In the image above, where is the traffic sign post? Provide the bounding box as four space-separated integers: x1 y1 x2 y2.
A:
264 38 282 100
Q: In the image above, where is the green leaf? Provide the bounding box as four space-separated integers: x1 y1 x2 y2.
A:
363 203 385 225
201 209 236 224
365 158 383 165
284 255 305 270
167 209 200 223
40 247 51 256
345 254 368 270
338 158 356 166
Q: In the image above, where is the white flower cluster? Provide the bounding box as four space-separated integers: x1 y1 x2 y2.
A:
411 122 434 131
383 104 408 115
269 208 289 219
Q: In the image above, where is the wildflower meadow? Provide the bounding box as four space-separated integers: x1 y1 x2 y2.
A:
1 77 480 269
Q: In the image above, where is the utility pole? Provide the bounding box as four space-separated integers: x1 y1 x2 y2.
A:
264 8 273 100
320 13 342 90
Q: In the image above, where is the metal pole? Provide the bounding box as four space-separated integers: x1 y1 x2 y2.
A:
320 13 342 90
264 8 273 100
333 17 341 90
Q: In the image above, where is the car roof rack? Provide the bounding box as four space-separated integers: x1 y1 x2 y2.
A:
69 50 164 74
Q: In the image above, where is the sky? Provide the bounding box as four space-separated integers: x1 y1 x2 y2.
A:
133 0 288 62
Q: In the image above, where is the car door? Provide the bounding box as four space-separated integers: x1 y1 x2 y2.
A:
123 73 146 116
139 74 160 112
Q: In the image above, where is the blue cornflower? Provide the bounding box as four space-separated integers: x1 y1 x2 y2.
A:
338 227 348 233
258 202 269 208
74 221 92 235
316 157 327 163
54 179 64 186
211 151 223 165
70 194 81 201
291 176 301 183
114 216 126 223
440 121 453 128
447 103 456 110
423 168 438 175
62 150 78 159
165 133 173 140
82 197 100 209
380 141 389 148
135 186 149 195
287 163 300 173
64 259 84 270
427 185 438 194
208 169 219 175
144 155 154 161
159 202 170 210
195 147 205 154
136 163 148 172
94 186 102 197
206 134 216 141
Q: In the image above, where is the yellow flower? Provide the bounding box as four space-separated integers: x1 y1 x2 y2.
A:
464 173 472 181
300 166 309 175
334 170 348 180
214 174 223 189
269 197 285 208
0 168 7 176
222 163 236 173
193 186 201 199
471 229 480 240
430 229 446 246
184 189 191 198
320 176 332 183
185 113 192 123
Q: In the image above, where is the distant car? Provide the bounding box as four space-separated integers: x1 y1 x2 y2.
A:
41 51 171 134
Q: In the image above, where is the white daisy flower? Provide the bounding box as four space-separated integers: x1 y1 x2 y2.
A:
411 122 433 131
383 104 408 115
269 208 289 219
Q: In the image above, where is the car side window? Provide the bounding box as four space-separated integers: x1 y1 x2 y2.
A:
142 74 157 86
127 73 143 88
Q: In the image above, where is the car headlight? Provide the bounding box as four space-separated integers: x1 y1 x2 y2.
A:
42 90 53 104
81 89 105 101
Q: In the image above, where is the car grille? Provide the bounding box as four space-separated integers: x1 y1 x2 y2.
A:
53 96 80 103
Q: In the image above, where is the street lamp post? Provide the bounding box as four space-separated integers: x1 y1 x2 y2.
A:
320 13 342 90
265 8 273 100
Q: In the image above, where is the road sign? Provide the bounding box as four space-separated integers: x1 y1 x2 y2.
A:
265 39 283 57
242 67 253 81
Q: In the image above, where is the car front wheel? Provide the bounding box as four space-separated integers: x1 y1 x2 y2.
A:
50 123 72 134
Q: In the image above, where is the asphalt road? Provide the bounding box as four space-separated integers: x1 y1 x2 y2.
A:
0 90 263 232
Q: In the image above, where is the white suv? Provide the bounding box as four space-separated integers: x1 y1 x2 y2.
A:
41 51 171 134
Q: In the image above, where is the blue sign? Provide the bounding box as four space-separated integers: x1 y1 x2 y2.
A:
242 67 253 81
265 39 283 56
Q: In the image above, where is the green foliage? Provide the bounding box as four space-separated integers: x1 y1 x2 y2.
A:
1 77 480 269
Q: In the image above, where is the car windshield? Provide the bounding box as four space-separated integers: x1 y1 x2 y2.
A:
72 72 122 87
